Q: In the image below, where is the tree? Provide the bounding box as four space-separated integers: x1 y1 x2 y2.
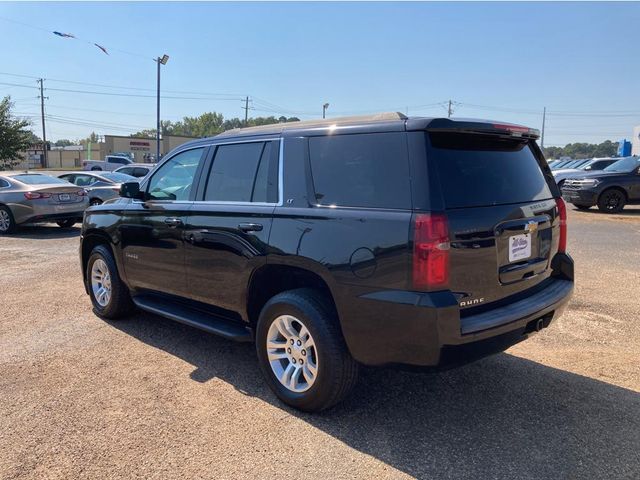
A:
0 96 33 170
543 140 619 160
132 113 302 139
54 139 75 147
79 132 99 145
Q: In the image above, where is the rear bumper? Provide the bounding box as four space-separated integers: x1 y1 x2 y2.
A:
338 254 574 368
561 188 598 205
10 200 88 225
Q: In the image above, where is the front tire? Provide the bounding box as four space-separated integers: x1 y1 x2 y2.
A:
256 289 359 412
56 219 76 228
597 189 626 213
90 198 103 206
0 205 16 234
87 245 134 319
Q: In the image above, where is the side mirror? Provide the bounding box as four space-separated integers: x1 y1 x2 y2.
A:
120 181 144 200
584 166 592 170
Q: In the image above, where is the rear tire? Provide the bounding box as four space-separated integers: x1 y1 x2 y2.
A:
0 205 16 234
90 198 103 206
56 219 76 228
256 288 359 412
86 244 135 319
597 189 626 213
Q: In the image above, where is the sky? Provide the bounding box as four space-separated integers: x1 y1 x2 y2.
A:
1 1 639 146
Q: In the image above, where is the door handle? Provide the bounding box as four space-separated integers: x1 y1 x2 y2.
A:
238 222 263 232
164 217 183 228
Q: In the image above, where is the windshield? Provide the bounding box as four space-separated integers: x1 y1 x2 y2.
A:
604 157 640 173
12 174 69 185
100 172 137 183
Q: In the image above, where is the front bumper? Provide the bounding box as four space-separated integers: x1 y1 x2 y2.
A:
339 254 574 368
561 188 598 206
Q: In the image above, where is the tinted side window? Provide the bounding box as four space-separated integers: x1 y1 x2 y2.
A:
308 133 411 209
251 141 279 203
204 142 265 202
0 178 10 188
147 148 204 201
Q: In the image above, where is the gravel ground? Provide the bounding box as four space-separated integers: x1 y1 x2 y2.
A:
1 207 639 480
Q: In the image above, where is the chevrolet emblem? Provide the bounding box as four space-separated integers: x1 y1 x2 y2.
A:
526 221 538 233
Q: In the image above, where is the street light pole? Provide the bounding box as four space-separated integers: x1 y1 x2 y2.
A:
156 54 169 162
322 102 329 119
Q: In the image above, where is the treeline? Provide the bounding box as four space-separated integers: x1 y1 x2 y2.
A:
133 113 301 139
543 140 618 160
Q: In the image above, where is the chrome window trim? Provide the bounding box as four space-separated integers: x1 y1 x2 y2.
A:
192 137 284 207
139 137 284 207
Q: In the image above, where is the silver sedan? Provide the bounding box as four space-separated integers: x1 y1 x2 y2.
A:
0 173 89 234
58 171 137 206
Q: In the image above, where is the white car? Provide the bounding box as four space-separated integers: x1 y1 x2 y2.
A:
553 157 619 186
82 155 133 172
113 164 156 179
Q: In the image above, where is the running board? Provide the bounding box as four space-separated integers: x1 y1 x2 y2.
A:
132 295 253 342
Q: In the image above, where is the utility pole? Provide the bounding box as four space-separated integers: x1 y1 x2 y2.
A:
322 102 329 119
447 99 453 118
243 96 249 126
156 59 160 162
156 54 169 162
38 79 48 168
541 106 546 149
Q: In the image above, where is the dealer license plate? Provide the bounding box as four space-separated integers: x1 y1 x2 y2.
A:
509 233 531 262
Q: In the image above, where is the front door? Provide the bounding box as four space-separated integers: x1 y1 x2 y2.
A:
120 147 207 298
185 139 280 317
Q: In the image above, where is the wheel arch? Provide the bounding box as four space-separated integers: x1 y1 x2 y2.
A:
598 185 628 203
246 262 339 328
81 230 124 291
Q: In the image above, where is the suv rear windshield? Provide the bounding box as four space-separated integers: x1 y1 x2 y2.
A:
428 132 553 209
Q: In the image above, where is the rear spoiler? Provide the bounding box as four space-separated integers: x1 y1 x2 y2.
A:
408 118 540 140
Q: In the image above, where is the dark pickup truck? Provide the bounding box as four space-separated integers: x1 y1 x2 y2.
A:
80 113 574 411
561 156 640 212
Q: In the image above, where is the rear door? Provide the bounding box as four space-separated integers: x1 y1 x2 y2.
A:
120 147 207 298
184 139 279 316
425 131 559 309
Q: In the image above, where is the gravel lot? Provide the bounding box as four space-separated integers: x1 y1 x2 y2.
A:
1 207 639 479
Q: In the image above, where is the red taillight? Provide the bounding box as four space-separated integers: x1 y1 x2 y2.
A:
413 213 450 290
556 197 567 253
492 123 530 134
23 192 51 200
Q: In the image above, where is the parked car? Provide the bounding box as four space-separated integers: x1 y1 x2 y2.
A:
561 156 640 212
0 173 88 233
553 157 619 186
79 113 574 411
550 159 574 170
58 171 138 206
114 164 155 178
83 155 133 171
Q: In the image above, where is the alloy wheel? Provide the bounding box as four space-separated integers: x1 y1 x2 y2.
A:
0 209 11 232
266 315 318 393
91 259 112 307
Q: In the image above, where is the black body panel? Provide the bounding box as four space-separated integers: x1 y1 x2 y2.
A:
80 115 574 369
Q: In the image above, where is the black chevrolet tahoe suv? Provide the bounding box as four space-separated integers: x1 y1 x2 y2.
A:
560 156 640 213
80 113 574 411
